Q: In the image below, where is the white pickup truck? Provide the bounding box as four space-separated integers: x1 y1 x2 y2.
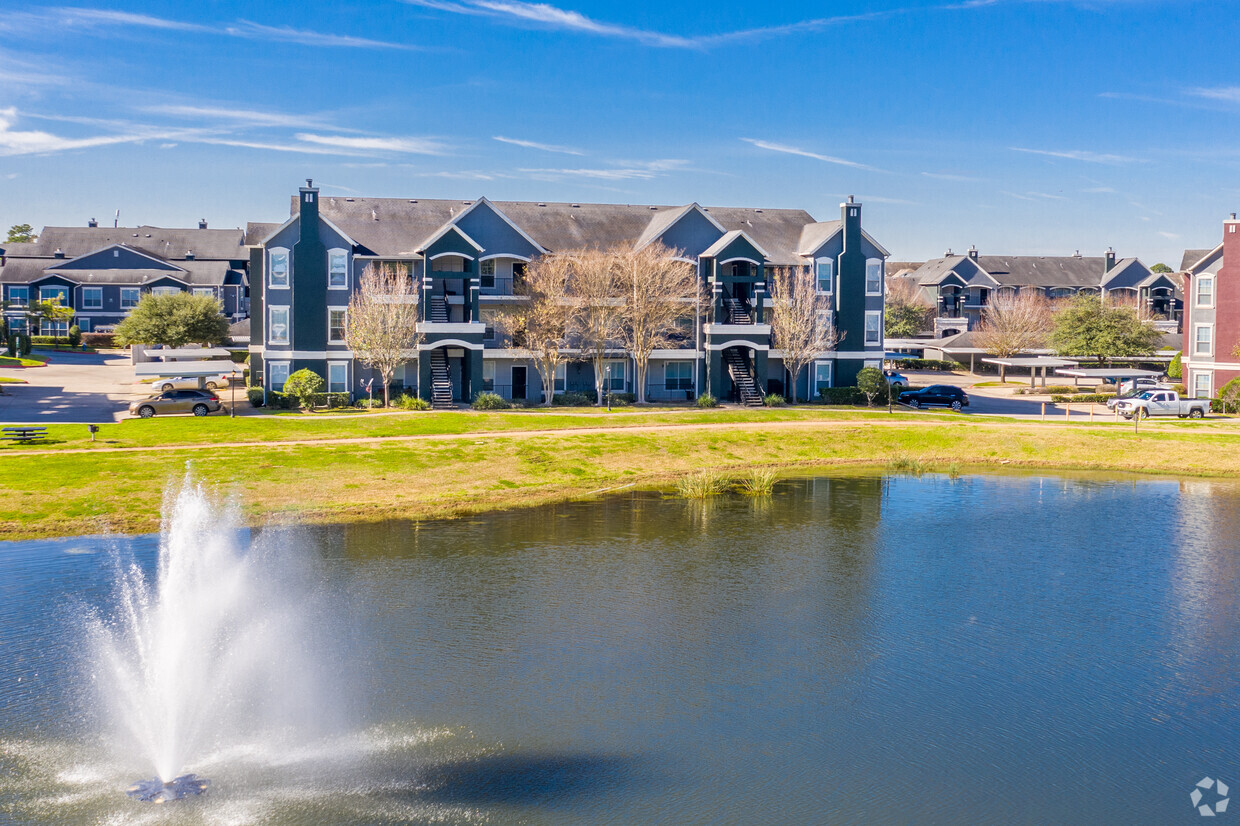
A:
1115 390 1209 419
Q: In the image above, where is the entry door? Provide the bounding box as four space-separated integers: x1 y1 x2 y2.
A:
512 365 527 400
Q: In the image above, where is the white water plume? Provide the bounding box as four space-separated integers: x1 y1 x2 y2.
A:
86 475 356 784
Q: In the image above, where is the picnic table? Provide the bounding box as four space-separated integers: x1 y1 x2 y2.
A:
2 426 48 444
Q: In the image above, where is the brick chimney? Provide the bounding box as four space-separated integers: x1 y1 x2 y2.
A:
968 245 978 260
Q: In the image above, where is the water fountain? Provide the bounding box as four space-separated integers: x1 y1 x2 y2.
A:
86 475 355 803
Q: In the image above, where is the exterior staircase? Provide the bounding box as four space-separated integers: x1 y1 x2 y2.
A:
723 348 763 406
430 349 453 408
428 296 449 323
723 297 752 324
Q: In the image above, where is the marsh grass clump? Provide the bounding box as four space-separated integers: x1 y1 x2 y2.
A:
736 468 777 496
945 462 962 479
675 470 730 498
887 454 928 474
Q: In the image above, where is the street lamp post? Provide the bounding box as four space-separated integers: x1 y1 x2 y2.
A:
606 364 612 412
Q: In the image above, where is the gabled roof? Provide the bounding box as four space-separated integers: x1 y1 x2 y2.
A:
1182 244 1223 274
633 203 726 250
0 258 234 286
258 212 359 249
796 220 892 258
418 222 484 254
701 229 771 261
47 243 183 273
425 196 548 256
7 226 245 261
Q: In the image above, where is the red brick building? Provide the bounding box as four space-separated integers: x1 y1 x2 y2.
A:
1181 214 1240 398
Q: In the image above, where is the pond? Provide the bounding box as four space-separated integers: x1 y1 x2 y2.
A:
1 473 1238 824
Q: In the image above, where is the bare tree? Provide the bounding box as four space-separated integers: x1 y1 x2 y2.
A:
344 262 422 407
975 290 1053 381
615 243 703 404
768 266 842 404
567 248 624 405
502 254 575 406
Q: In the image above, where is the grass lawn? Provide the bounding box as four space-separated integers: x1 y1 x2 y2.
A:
0 356 47 368
3 408 1240 540
0 376 26 383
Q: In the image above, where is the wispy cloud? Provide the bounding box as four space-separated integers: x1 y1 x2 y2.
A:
295 133 451 155
1011 146 1144 164
742 138 883 172
0 106 190 157
1001 190 1069 202
841 194 920 205
493 135 585 155
921 171 983 182
1187 86 1240 104
1081 185 1116 193
1157 230 1181 239
141 104 340 130
517 159 688 181
6 7 416 50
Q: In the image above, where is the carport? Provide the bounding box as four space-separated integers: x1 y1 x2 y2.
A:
1053 367 1164 389
134 360 244 416
982 357 1080 388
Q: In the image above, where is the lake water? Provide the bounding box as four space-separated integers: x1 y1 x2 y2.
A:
2 473 1238 824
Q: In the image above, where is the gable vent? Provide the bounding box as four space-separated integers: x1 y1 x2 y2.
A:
345 198 354 202
649 206 658 210
409 200 417 204
186 250 195 260
571 204 580 208
537 203 546 207
54 248 64 258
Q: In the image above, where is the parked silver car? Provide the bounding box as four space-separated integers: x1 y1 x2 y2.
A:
130 390 223 418
156 373 235 392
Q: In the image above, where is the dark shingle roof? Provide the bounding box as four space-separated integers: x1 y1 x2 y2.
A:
1180 248 1214 271
310 197 824 265
0 258 234 286
8 226 245 261
975 255 1112 289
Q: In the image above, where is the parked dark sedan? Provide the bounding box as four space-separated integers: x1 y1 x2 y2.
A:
899 385 970 410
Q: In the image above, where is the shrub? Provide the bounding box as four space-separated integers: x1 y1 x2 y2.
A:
1049 393 1114 404
5 335 14 357
282 369 324 409
675 470 729 498
1168 350 1182 380
1172 384 1187 395
356 398 385 409
736 468 777 495
246 388 265 407
30 336 67 346
888 454 928 474
817 386 866 405
892 358 957 371
17 333 31 356
695 393 719 408
396 394 431 410
67 325 81 347
857 367 886 406
310 392 351 409
80 332 116 348
471 391 510 410
553 391 593 407
763 393 786 407
611 392 636 404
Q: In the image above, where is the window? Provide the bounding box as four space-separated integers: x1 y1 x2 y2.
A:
1195 324 1213 356
513 261 526 287
77 317 92 332
328 362 348 393
269 306 290 344
40 286 68 305
815 259 834 293
664 360 693 391
269 249 290 288
269 361 290 391
555 362 566 392
82 287 102 309
483 360 495 390
193 288 214 298
480 259 495 289
328 249 348 289
120 288 141 308
8 286 28 306
865 311 881 345
41 319 68 336
813 361 832 394
1193 372 1212 399
864 360 881 370
152 286 180 296
605 360 626 390
1196 277 1214 308
329 308 347 342
866 259 883 294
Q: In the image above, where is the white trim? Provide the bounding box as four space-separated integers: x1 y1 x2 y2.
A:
81 286 103 309
267 360 291 391
119 287 140 309
719 256 763 267
327 247 349 290
1183 358 1240 370
417 321 486 334
812 359 834 392
1186 243 1224 274
479 252 532 262
703 323 772 335
1195 275 1215 309
258 213 358 248
702 229 771 261
428 251 476 262
1193 322 1214 357
268 247 291 289
705 339 770 351
446 197 549 254
418 338 485 351
49 243 186 273
815 258 834 293
268 304 290 345
327 360 350 394
865 258 884 296
864 310 882 346
419 223 484 255
1191 370 1213 399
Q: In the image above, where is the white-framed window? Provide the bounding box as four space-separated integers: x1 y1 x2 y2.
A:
77 317 92 332
269 361 290 391
664 360 693 391
8 286 28 306
152 286 180 296
1196 276 1214 308
120 287 140 308
554 361 566 392
1194 323 1213 356
480 259 496 288
866 259 883 295
40 286 69 305
328 249 348 289
328 361 348 393
865 311 882 345
604 359 626 390
483 360 496 390
269 306 290 344
815 259 834 293
864 360 882 370
192 287 214 298
82 287 102 309
41 318 68 336
269 248 290 288
813 361 833 394
328 308 347 343
1193 372 1212 399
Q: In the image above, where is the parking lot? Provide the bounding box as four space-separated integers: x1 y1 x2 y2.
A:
0 350 245 424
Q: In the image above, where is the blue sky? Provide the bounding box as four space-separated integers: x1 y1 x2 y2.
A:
1 0 1237 265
